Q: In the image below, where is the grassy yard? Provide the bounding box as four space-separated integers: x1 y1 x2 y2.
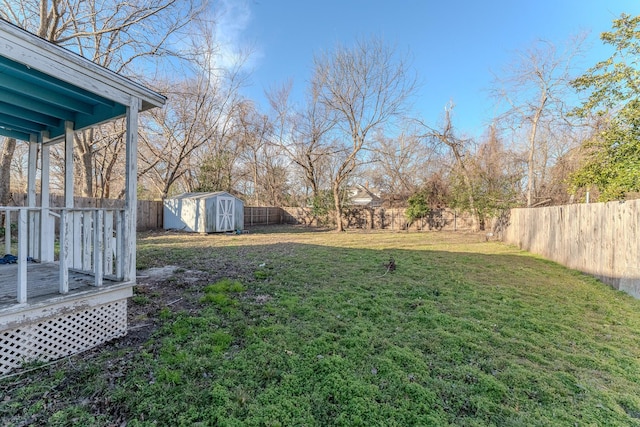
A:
2 227 640 426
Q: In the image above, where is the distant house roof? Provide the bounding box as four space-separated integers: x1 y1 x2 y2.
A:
0 18 166 142
347 185 382 207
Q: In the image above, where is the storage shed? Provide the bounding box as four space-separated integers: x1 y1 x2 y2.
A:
163 192 244 233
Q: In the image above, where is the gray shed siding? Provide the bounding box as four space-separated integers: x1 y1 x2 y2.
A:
163 192 244 233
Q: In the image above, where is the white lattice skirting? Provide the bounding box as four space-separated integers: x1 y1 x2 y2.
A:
1 300 128 374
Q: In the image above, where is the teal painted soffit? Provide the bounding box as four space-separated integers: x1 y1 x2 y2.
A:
0 55 125 142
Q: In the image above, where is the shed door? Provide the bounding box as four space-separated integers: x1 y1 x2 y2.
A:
216 196 235 232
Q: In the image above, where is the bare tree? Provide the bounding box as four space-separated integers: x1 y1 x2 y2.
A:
491 36 585 206
92 123 127 198
367 128 439 199
267 80 335 207
189 139 241 195
136 16 250 199
140 81 242 199
417 103 479 230
460 124 523 228
1 0 204 197
312 37 416 231
231 101 275 205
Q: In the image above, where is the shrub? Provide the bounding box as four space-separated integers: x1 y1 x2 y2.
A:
405 193 430 223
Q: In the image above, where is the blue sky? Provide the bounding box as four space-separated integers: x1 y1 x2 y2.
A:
219 0 640 139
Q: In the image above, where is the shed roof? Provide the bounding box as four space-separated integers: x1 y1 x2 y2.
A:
0 18 166 142
166 192 241 201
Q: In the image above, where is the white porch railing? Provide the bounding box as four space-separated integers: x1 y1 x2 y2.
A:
1 206 126 304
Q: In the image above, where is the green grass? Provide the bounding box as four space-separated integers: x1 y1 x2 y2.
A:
2 228 640 426
200 278 245 306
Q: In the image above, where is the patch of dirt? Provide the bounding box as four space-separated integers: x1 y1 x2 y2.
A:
127 265 214 333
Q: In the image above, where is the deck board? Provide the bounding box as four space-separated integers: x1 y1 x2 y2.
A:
0 262 120 310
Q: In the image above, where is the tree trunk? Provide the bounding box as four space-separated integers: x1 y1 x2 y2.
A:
527 90 548 207
332 181 344 232
75 131 95 197
429 104 479 231
80 148 94 197
0 138 17 206
451 148 478 232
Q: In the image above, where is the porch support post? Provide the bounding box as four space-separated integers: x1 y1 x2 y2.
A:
64 121 74 208
124 97 140 282
27 135 37 207
60 122 74 290
27 134 38 259
40 133 54 262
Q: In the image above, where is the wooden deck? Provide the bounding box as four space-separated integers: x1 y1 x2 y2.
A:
0 261 121 310
0 261 133 374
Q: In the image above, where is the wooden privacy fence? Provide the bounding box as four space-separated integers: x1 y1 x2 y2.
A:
136 199 163 231
281 206 478 231
244 206 284 226
136 204 477 230
7 195 480 232
8 197 289 230
142 203 477 230
503 199 640 298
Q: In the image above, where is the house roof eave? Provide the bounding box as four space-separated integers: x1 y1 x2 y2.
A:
0 18 166 142
0 19 165 109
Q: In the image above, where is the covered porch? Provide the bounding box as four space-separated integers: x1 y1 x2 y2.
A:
0 19 165 373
